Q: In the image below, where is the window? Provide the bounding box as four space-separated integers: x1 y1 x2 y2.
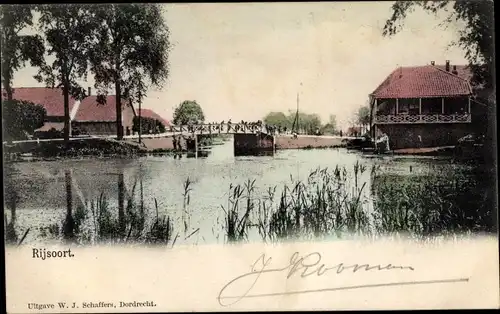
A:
444 97 469 114
421 98 442 114
376 99 396 115
398 98 419 115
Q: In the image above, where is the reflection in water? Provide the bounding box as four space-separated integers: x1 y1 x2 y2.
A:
3 142 497 246
4 164 18 244
118 172 125 237
62 170 75 243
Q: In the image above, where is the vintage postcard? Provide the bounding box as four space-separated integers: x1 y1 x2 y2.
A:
3 1 498 312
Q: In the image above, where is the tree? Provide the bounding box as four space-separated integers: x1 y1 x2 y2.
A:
356 105 370 134
263 111 291 128
321 114 337 135
35 4 98 143
90 4 170 140
262 110 322 134
0 5 45 101
383 1 494 95
3 99 46 140
299 113 322 135
173 100 205 125
132 116 165 134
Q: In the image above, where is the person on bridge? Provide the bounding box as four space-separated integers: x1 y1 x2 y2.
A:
227 119 232 133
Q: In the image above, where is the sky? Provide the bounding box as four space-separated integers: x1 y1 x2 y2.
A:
12 2 468 130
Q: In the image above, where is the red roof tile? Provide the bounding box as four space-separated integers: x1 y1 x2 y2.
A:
1 87 77 117
371 65 473 98
137 108 170 126
74 95 133 122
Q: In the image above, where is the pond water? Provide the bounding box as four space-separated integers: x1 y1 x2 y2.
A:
3 138 483 246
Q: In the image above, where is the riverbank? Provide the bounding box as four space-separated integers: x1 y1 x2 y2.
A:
275 135 346 149
3 138 144 160
392 146 455 156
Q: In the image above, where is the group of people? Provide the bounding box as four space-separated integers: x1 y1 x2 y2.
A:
169 120 328 137
169 120 268 135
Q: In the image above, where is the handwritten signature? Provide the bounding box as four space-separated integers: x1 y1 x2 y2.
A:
217 251 467 307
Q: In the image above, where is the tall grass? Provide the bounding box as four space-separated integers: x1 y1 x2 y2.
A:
220 161 495 242
372 167 496 238
223 162 373 242
221 179 256 242
37 193 176 246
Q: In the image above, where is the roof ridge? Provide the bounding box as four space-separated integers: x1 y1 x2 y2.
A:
431 65 469 82
2 86 62 89
432 65 473 94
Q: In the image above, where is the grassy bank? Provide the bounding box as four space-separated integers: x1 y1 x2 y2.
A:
372 168 497 237
4 138 144 160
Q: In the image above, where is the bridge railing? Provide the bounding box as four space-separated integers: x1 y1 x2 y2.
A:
168 123 270 135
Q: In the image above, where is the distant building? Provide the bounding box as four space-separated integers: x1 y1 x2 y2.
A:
72 95 136 136
370 60 475 149
136 108 171 127
2 87 137 137
1 87 80 134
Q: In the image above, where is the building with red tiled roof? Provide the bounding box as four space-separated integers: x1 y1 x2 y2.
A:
73 95 136 136
137 108 170 127
370 61 476 149
1 87 78 119
2 87 138 137
2 87 81 135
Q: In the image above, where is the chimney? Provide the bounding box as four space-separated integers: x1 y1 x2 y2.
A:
445 60 450 71
452 65 458 75
88 87 91 96
431 61 435 66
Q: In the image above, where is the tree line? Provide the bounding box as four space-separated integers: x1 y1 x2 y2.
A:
1 4 170 142
263 110 338 135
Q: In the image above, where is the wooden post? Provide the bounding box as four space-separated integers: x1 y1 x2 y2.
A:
441 98 445 114
395 98 399 114
419 98 422 115
273 135 276 155
138 98 142 144
63 169 74 242
468 96 471 114
372 99 378 138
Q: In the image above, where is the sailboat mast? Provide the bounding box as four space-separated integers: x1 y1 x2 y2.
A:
296 92 299 134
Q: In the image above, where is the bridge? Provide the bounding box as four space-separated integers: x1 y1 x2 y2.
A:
3 123 278 157
3 122 363 156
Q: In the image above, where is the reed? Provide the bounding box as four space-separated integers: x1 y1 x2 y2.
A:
182 177 193 234
35 193 176 246
223 163 373 242
221 179 256 242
